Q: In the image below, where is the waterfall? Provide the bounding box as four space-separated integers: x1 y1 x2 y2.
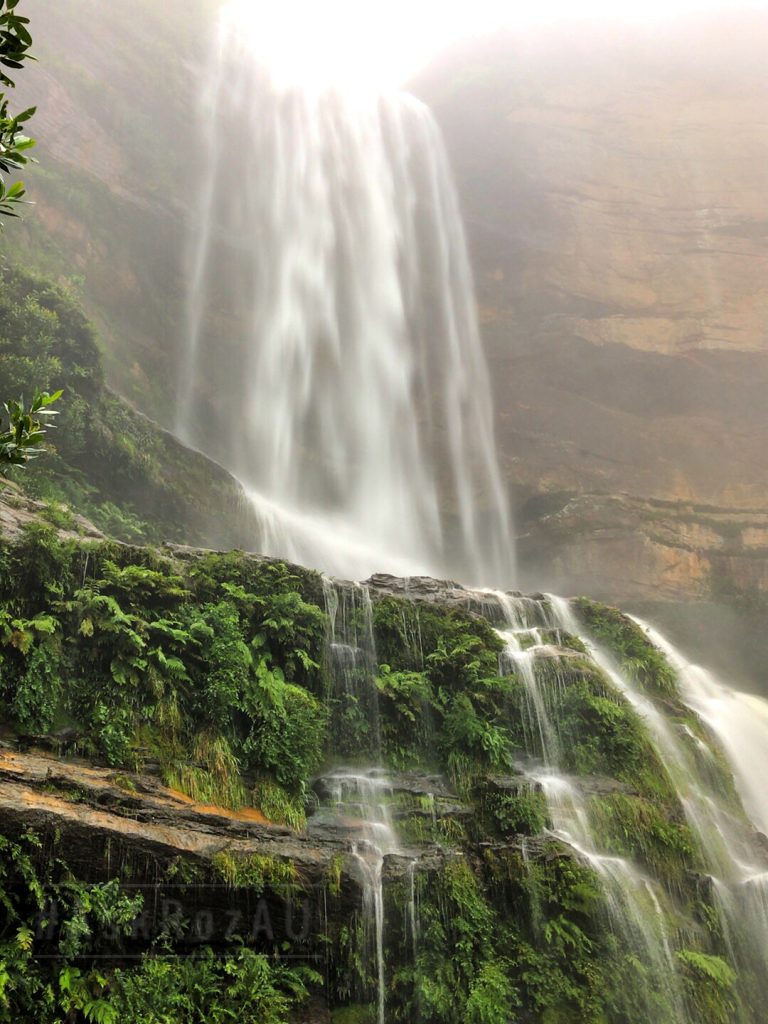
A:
172 6 768 1018
545 596 768 1015
320 768 400 1024
322 578 382 758
178 7 514 586
493 594 689 1021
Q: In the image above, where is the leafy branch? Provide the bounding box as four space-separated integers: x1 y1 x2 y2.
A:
0 0 35 217
0 388 62 472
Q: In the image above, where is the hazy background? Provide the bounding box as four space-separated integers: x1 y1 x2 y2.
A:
11 0 768 688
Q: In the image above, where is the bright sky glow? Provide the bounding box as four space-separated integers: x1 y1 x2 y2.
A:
223 0 768 90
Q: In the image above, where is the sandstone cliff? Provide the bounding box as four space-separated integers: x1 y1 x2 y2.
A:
414 14 768 605
10 5 768 610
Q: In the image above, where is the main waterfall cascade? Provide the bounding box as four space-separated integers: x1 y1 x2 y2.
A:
178 6 514 585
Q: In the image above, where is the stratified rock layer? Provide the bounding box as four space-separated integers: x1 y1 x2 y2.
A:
414 14 768 601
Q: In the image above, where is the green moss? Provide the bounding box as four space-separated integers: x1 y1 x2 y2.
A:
574 597 680 698
211 851 300 898
587 791 699 882
0 265 260 549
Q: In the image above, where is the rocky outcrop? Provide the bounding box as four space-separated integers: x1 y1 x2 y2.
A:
0 748 332 883
0 482 104 543
0 747 459 915
518 492 768 603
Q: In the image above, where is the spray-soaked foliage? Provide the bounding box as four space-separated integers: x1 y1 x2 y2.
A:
0 267 261 545
0 0 35 218
0 518 755 1022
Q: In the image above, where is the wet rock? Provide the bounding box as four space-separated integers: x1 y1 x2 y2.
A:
312 768 455 803
751 831 768 862
487 773 535 794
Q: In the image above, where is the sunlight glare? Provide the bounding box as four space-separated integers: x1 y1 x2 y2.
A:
223 0 768 90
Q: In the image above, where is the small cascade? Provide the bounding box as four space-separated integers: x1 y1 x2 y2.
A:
322 578 381 757
626 616 768 1003
545 596 768 1013
630 616 768 838
406 858 419 960
552 595 768 874
493 592 567 765
533 771 682 1001
319 769 400 1024
491 591 689 1021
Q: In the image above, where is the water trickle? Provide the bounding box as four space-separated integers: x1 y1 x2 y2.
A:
491 591 689 1020
178 10 514 586
321 769 400 1024
547 597 768 1011
406 858 420 961
322 578 381 757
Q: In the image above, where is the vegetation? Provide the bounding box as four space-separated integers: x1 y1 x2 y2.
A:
0 525 327 819
573 598 679 698
0 388 61 472
0 521 756 1022
0 266 260 544
0 829 317 1024
0 0 35 219
0 0 64 479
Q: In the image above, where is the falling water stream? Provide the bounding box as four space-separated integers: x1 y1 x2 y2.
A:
493 594 688 1021
177 5 513 585
543 595 768 1015
320 581 419 1024
322 769 399 1024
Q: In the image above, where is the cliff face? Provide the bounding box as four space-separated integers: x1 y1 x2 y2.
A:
413 14 768 604
12 5 768 607
9 0 214 418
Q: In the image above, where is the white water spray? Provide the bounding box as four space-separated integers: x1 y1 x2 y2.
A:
178 8 513 585
322 769 400 1024
491 593 688 1020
